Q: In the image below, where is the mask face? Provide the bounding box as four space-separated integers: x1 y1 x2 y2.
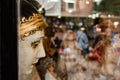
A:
19 30 46 75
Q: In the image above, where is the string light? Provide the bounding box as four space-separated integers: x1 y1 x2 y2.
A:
86 1 90 5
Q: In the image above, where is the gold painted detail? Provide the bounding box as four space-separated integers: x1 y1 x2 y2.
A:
20 13 47 40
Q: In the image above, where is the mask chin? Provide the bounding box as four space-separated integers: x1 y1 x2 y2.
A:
25 69 32 75
23 65 34 75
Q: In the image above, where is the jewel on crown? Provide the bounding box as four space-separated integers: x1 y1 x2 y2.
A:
20 13 43 25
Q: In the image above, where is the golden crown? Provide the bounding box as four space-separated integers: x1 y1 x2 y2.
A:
20 13 47 40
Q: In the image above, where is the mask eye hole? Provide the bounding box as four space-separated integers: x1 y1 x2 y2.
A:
31 40 40 49
31 37 44 49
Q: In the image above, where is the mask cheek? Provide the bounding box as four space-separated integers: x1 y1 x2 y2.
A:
36 41 46 58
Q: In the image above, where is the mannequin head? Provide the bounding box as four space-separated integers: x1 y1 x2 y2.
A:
19 0 47 79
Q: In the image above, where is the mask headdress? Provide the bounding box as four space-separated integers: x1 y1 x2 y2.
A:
20 0 47 40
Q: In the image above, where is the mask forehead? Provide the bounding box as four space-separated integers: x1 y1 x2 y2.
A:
24 30 44 42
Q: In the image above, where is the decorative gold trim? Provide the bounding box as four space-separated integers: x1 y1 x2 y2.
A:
20 13 47 40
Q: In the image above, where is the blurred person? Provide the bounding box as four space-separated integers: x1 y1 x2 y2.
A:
51 28 64 62
114 52 120 80
76 27 90 57
45 63 61 80
87 20 114 63
92 18 103 48
87 20 118 79
111 31 120 80
57 30 88 80
19 0 47 80
51 28 63 49
91 20 118 79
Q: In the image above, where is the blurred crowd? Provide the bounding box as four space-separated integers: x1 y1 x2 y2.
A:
36 19 120 80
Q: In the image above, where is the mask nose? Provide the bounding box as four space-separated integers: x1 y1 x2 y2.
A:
36 40 46 58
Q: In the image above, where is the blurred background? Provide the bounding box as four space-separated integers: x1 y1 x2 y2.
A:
33 0 120 31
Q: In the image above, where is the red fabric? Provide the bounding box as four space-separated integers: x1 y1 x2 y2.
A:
88 43 104 63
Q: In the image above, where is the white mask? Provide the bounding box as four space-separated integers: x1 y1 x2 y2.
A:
19 30 45 75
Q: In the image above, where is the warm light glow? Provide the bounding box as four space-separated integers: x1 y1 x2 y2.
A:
86 1 90 5
68 10 73 13
114 21 119 28
95 13 99 17
108 14 111 18
92 14 96 19
96 27 101 32
88 15 92 18
58 16 61 19
80 27 85 31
